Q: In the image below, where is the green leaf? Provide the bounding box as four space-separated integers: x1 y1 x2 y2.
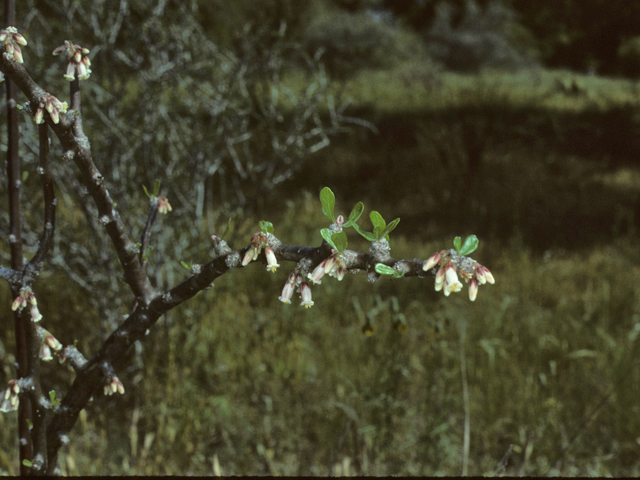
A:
353 223 377 242
380 217 400 241
375 263 396 276
22 459 33 467
221 218 232 240
259 220 274 234
370 211 386 239
460 235 479 256
180 261 190 270
320 228 338 250
22 171 29 182
392 270 406 278
49 390 60 406
142 184 151 199
342 202 364 228
453 236 462 253
320 187 336 222
332 231 348 252
142 245 154 261
152 179 161 196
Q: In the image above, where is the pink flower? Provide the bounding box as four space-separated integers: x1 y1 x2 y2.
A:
53 40 92 81
308 260 326 284
264 246 279 272
300 282 314 309
278 280 295 304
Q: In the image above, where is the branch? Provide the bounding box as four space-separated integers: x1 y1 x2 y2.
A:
0 47 155 304
43 234 438 470
27 124 56 270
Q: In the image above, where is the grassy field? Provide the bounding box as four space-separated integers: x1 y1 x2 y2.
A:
2 66 640 475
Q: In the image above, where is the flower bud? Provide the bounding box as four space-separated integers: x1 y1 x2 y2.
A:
422 251 441 271
469 279 478 301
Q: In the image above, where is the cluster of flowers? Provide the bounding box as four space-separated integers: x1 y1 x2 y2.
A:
11 287 43 322
157 196 172 214
52 40 91 81
308 249 346 284
423 249 495 301
0 26 27 64
34 93 68 125
278 251 347 309
104 375 125 396
242 232 279 272
278 271 314 308
0 380 20 413
37 325 63 362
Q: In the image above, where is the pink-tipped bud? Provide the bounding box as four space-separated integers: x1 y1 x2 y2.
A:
278 280 295 304
34 108 43 124
52 45 64 55
309 260 326 284
29 294 37 306
242 247 255 266
336 215 344 227
469 279 478 301
117 380 125 395
300 282 314 309
481 266 495 284
74 50 82 63
323 255 337 273
49 108 60 124
423 252 441 271
435 266 445 284
335 267 345 281
264 246 279 272
13 45 23 63
45 334 62 351
13 33 27 46
11 296 22 311
3 387 10 401
287 272 297 284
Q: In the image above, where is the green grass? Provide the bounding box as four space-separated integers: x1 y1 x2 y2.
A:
3 67 640 475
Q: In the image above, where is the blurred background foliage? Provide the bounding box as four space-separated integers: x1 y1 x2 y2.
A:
1 0 640 475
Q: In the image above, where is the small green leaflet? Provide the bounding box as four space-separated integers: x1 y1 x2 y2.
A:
353 223 377 242
375 263 405 278
342 202 364 228
320 187 336 222
454 235 479 256
380 217 400 241
259 220 274 234
321 228 348 252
